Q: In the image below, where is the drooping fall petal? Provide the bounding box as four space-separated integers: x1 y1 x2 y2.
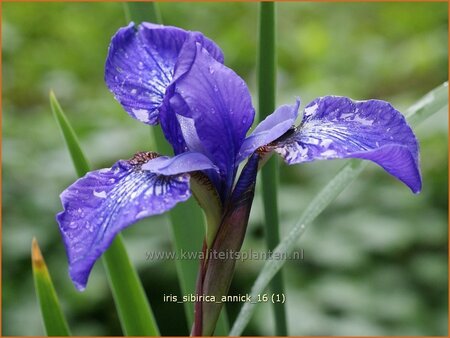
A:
56 152 192 290
272 96 421 193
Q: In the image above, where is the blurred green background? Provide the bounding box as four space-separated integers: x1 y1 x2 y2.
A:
2 2 448 336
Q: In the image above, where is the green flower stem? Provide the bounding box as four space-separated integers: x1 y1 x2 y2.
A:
32 238 71 336
230 82 449 335
258 2 288 336
51 92 160 336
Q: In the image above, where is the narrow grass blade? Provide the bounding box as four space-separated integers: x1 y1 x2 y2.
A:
32 238 71 336
257 2 287 335
405 82 448 125
51 91 160 336
230 82 448 336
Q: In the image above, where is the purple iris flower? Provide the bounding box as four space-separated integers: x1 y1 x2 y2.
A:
56 22 421 293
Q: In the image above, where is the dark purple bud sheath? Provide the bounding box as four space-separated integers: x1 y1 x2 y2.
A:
192 153 260 336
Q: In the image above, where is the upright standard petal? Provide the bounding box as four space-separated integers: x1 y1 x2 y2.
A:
272 96 421 193
56 152 191 290
105 22 224 125
237 100 300 163
168 42 256 199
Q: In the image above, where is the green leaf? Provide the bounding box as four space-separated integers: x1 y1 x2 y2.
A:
32 238 71 336
230 82 448 335
102 235 160 336
405 82 448 125
51 91 160 336
50 91 89 177
257 2 288 335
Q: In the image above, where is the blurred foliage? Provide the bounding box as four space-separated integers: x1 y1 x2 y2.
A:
2 2 448 336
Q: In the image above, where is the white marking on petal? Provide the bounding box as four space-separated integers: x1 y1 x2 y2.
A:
321 149 337 157
154 184 163 195
304 136 320 145
132 108 150 123
341 112 353 119
353 115 373 126
297 146 309 159
93 190 107 198
136 210 148 219
320 139 333 148
304 103 318 117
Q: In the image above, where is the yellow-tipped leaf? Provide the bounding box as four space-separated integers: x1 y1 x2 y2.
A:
32 238 71 336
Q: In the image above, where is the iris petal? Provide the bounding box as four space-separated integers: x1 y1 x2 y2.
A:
237 100 300 163
56 153 191 290
168 42 255 200
272 96 421 193
105 22 224 125
142 151 219 175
